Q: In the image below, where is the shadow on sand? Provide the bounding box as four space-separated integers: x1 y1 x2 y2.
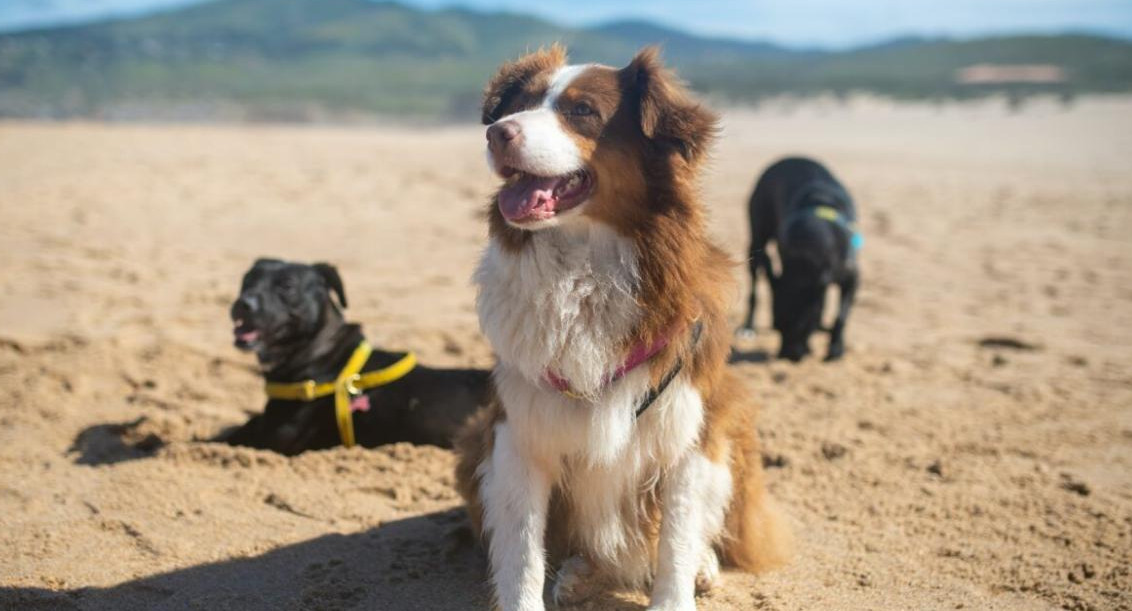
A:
728 347 771 364
67 417 166 466
2 509 486 611
0 508 649 611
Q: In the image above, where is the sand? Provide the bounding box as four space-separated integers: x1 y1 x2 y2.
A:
1 95 1130 610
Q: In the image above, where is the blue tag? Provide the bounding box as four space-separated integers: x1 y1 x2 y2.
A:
851 233 864 251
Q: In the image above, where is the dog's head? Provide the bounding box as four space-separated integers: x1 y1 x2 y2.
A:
230 259 347 360
773 219 837 361
772 266 824 362
482 45 717 233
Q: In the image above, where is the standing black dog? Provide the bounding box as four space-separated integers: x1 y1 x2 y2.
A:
738 157 861 361
222 258 490 455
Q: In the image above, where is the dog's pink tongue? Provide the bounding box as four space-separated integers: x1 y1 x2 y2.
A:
498 174 561 221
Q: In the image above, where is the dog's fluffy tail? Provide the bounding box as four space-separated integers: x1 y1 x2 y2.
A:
723 477 792 573
720 391 793 573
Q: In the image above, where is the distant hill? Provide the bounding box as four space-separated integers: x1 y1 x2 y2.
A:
0 0 1129 121
689 34 1132 102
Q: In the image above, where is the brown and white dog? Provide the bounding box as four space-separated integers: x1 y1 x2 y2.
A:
454 46 790 611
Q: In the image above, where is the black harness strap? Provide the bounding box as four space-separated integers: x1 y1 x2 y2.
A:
635 321 704 419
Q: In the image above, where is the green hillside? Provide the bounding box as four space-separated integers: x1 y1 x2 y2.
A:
0 0 1128 120
691 35 1132 101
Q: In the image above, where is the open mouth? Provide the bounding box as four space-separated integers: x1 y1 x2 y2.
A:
497 167 593 224
232 318 261 350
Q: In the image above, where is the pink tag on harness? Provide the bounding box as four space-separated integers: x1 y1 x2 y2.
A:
350 395 371 413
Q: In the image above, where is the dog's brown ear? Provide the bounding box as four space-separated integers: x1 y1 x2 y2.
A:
622 46 718 164
482 44 567 125
313 263 347 309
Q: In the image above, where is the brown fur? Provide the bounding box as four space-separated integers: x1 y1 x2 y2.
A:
452 395 500 538
455 45 790 588
481 44 565 125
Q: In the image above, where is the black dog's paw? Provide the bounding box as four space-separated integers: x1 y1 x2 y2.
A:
778 347 810 362
734 326 757 342
825 343 845 361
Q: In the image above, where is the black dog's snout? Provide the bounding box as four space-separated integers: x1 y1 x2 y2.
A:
232 295 259 319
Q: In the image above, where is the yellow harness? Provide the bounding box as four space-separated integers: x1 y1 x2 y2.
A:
813 205 863 251
263 341 417 448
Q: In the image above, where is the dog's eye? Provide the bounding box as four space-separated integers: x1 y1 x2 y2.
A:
568 102 594 117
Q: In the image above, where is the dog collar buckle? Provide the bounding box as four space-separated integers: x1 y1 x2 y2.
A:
299 380 317 401
343 373 363 397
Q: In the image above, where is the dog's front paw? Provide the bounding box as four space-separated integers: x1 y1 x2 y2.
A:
825 342 845 361
552 555 603 606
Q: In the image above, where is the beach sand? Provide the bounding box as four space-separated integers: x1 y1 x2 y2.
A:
1 96 1130 610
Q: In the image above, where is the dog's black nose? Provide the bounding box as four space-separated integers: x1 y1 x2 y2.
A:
232 295 258 318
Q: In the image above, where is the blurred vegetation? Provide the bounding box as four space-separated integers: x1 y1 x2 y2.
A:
1 0 1129 121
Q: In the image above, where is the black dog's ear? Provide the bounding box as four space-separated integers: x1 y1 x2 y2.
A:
253 257 283 268
312 263 347 309
622 47 719 165
482 44 567 125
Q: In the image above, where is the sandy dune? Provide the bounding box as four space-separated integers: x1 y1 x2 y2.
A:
1 96 1130 610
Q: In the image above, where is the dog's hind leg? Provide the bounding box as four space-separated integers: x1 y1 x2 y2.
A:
694 547 721 594
737 246 772 339
826 269 858 361
552 555 610 606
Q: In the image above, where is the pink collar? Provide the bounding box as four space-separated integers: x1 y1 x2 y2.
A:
545 328 675 397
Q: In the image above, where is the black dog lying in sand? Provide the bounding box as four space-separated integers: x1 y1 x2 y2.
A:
222 258 490 455
738 157 861 361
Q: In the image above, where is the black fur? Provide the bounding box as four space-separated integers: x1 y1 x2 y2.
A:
739 158 860 362
222 258 490 455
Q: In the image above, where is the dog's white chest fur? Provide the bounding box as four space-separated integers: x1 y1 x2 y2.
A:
475 223 705 462
476 224 641 397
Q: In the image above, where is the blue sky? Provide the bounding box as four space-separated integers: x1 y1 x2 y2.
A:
2 0 1131 47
